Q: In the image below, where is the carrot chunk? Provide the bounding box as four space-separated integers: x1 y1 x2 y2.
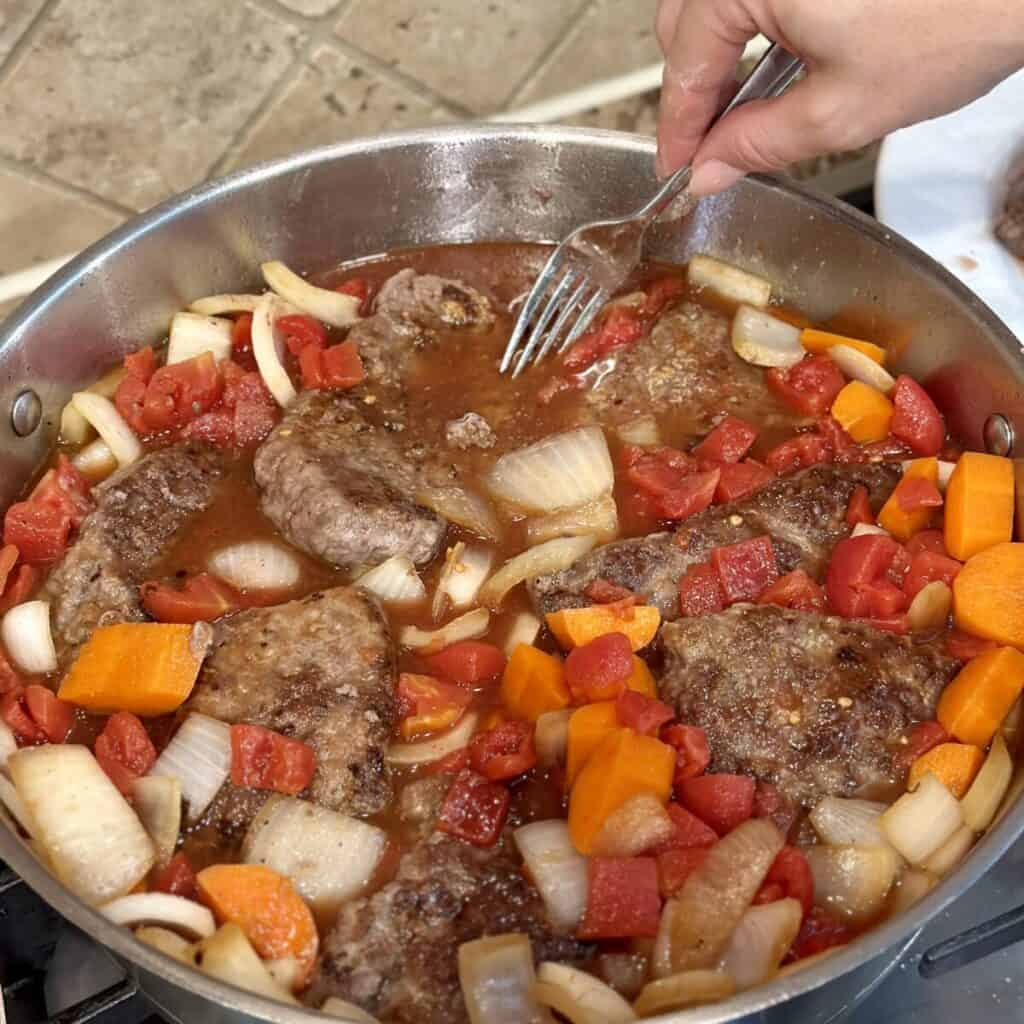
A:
878 457 940 541
907 741 985 797
500 644 569 722
952 542 1024 647
565 701 619 786
944 452 1014 560
801 329 887 365
545 603 661 651
937 646 1024 746
830 381 894 444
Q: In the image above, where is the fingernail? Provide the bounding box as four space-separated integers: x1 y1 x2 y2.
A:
688 159 745 197
654 146 670 181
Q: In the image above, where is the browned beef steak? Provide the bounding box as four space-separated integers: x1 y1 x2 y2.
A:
529 462 900 620
307 831 592 1023
660 605 958 807
187 586 396 817
42 444 227 665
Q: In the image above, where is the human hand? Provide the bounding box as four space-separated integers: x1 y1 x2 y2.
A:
655 0 1024 194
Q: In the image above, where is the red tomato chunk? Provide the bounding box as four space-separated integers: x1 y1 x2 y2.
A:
661 724 711 786
616 690 674 736
678 562 727 618
844 484 874 526
755 846 814 916
152 851 198 900
1 688 43 744
143 353 224 433
140 573 244 624
945 629 997 662
230 724 316 796
788 907 853 962
95 712 157 794
825 534 908 619
757 570 825 613
577 857 662 939
714 459 773 503
691 416 758 464
299 340 366 392
893 720 950 773
891 375 944 456
893 475 943 514
397 674 472 739
278 314 328 355
657 847 709 898
24 685 73 744
564 632 633 702
767 354 846 416
677 773 755 835
711 535 779 604
765 432 832 475
468 720 537 781
903 550 961 600
437 769 509 847
651 802 718 852
336 277 375 317
424 641 507 686
0 565 38 615
563 306 645 373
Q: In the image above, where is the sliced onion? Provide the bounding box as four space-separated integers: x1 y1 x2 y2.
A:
503 611 541 656
0 719 18 773
197 923 297 1004
514 820 588 931
828 344 896 394
72 438 118 482
688 254 771 307
167 312 233 365
1001 697 1022 753
399 608 490 652
242 795 388 911
2 600 56 674
356 554 427 605
880 772 965 865
208 541 301 593
417 484 502 541
189 294 261 316
962 734 1013 831
102 892 215 939
720 897 802 990
937 460 956 491
731 305 803 368
774 948 842 979
616 415 661 447
851 522 889 538
457 933 550 1024
591 793 673 858
135 925 197 965
131 775 181 866
386 711 479 766
432 543 493 619
887 867 938 916
921 823 975 876
809 797 890 847
486 426 614 514
633 970 736 1017
535 709 571 767
150 714 232 824
9 745 154 905
266 957 302 992
907 580 952 632
526 494 619 547
59 365 127 443
533 962 635 1024
480 535 597 609
654 818 783 976
70 391 143 467
262 261 361 328
320 996 381 1023
0 773 34 835
252 292 296 408
804 845 901 925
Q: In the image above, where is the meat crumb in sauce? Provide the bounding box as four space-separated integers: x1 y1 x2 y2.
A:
0 242 1016 1023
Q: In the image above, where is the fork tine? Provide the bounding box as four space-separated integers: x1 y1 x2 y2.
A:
499 248 565 373
557 288 608 355
510 269 578 378
531 280 589 367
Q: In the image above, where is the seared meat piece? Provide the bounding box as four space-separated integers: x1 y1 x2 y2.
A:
188 586 396 817
660 605 958 808
307 833 593 1023
254 391 447 568
530 462 899 620
42 444 227 665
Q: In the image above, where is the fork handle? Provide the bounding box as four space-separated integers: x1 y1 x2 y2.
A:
639 42 805 221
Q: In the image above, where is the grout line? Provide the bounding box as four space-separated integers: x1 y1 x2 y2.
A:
0 152 135 218
0 0 60 86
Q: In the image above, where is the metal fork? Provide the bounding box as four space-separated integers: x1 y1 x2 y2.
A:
499 43 805 377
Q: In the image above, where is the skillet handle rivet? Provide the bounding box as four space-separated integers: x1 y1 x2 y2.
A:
983 413 1014 457
10 389 41 438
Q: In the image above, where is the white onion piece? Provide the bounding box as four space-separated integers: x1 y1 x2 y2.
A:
654 818 783 976
881 772 964 865
828 344 896 394
262 261 361 328
59 365 127 443
70 392 142 467
102 892 215 939
774 948 842 979
320 996 381 1023
136 925 197 965
72 438 118 482
167 312 232 365
386 711 479 766
720 898 802 990
851 522 889 538
197 923 297 1004
526 494 619 547
2 600 56 674
503 611 541 656
480 535 597 609
688 254 771 307
533 962 635 1024
486 426 614 514
399 608 490 653
0 773 34 835
242 795 388 911
458 933 552 1024
432 543 493 619
1002 697 1023 753
0 719 18 773
962 734 1013 832
514 821 588 931
907 580 953 632
10 745 154 905
887 867 938 916
809 797 890 848
534 709 571 767
150 714 232 824
131 775 181 867
252 292 296 409
731 305 803 368
189 293 261 315
266 957 302 993
356 554 427 605
208 541 301 593
592 793 674 858
804 845 901 925
616 415 660 447
921 824 975 876
633 970 736 1017
417 484 502 541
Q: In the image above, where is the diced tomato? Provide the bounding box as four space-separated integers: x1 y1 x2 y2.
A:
424 641 507 687
692 416 758 464
657 469 720 521
396 673 472 739
787 907 853 961
0 545 17 596
891 375 944 456
23 685 73 743
152 851 197 900
623 445 695 497
754 846 814 916
124 346 156 382
231 313 254 364
905 529 949 557
426 747 471 775
563 306 645 373
893 720 950 773
845 485 874 526
336 277 375 317
583 578 636 605
651 801 718 852
656 847 709 898
3 501 70 565
678 562 727 618
711 535 779 604
677 773 755 835
234 398 278 447
616 689 674 736
94 712 157 794
661 724 711 786
903 550 962 601
816 415 857 456
277 314 328 356
182 409 235 447
222 363 278 445
564 632 633 702
0 648 22 694
893 475 944 515
35 457 93 529
299 340 366 391
765 432 833 475
640 276 685 318
1 688 44 744
767 354 846 416
0 565 39 614
752 780 782 818
115 373 149 434
825 534 908 618
140 573 243 623
230 723 315 795
714 459 773 502
757 570 826 612
469 720 537 781
945 628 997 662
577 857 661 939
437 769 509 847
142 353 223 433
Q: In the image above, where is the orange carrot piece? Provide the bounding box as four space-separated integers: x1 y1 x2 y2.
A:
568 727 675 854
944 452 1014 560
937 646 1024 746
952 542 1024 647
58 623 206 716
196 864 318 987
500 644 569 722
878 457 940 541
625 656 657 698
801 329 887 365
830 381 894 443
907 742 985 797
545 603 661 652
566 701 619 786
